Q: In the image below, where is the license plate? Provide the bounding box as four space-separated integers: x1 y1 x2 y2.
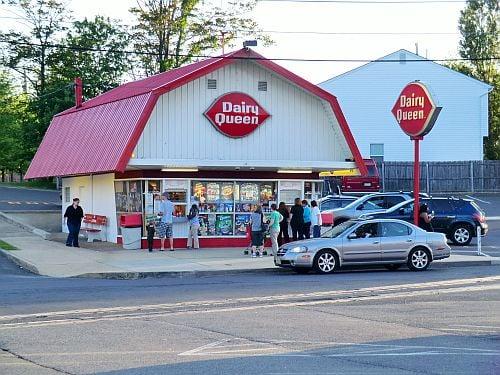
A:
363 182 372 187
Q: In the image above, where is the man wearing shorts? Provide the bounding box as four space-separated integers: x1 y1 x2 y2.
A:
158 192 174 251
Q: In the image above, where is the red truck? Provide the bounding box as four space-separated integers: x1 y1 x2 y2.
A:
341 159 380 193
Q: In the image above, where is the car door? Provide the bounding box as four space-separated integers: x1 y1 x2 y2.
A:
380 222 415 261
342 222 381 263
426 199 455 233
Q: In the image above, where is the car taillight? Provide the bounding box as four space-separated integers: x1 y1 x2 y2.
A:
473 213 485 223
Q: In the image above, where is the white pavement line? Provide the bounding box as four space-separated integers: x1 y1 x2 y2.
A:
451 324 500 329
440 328 498 333
1 275 498 322
178 339 231 356
486 216 500 220
1 283 499 331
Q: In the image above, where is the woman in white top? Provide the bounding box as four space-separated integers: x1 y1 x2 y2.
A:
310 200 322 238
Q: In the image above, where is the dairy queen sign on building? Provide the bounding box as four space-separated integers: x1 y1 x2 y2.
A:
25 47 367 248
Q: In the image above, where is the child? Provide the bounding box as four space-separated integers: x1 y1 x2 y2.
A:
146 220 155 252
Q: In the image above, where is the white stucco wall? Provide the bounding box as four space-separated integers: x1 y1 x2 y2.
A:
320 50 491 162
61 173 117 242
132 59 355 170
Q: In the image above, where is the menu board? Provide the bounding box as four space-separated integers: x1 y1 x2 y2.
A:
206 183 220 203
240 183 259 202
114 181 143 213
260 183 275 205
235 214 251 236
216 214 233 236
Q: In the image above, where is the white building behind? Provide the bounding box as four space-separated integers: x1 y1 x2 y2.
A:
320 50 492 162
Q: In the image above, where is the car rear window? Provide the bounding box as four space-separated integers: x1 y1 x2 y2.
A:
452 200 483 214
428 199 454 213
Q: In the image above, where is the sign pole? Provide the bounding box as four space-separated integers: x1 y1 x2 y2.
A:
412 136 422 226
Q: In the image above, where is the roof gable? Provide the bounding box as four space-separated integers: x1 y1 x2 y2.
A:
322 49 492 91
25 48 367 179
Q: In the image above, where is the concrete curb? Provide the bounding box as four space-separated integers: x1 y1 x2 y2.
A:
0 248 40 275
0 211 54 240
73 259 499 280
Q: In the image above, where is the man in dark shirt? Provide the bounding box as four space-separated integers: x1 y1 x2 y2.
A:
64 198 84 247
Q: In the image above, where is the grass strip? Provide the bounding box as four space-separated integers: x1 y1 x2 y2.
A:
0 239 18 251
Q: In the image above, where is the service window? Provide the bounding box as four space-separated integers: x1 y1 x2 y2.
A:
381 222 411 237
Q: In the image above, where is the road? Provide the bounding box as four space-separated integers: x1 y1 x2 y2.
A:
0 185 61 212
0 255 498 375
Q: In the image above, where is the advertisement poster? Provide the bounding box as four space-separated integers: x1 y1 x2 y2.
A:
240 183 259 202
235 214 251 236
199 214 216 236
192 182 206 204
206 182 220 202
220 182 234 201
216 214 233 236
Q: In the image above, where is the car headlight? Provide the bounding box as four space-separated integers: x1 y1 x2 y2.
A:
289 246 308 253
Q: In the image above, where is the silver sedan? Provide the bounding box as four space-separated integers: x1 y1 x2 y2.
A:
274 219 451 274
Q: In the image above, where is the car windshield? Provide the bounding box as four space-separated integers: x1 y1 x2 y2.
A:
321 220 357 238
386 199 414 213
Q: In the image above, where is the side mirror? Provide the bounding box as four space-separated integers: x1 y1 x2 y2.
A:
399 208 405 215
347 233 357 240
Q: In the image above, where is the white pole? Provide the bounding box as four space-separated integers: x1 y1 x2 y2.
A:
477 226 482 256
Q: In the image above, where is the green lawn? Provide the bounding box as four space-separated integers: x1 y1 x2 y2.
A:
0 180 57 190
0 239 18 251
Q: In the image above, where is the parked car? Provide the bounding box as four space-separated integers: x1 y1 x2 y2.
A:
318 195 357 211
324 192 429 226
341 158 380 193
274 218 451 274
360 197 488 246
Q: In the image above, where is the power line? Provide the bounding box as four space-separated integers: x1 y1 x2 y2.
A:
1 39 498 62
258 0 465 3
256 29 458 35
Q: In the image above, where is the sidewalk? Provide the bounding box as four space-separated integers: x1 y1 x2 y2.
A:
1 232 498 279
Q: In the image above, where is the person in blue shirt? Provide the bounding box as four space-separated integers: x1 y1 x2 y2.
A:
302 199 312 239
158 192 174 251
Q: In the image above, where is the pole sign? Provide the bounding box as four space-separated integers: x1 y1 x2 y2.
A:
391 82 441 138
391 81 441 225
204 92 270 138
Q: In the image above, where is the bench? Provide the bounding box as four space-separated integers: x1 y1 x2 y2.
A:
83 214 107 242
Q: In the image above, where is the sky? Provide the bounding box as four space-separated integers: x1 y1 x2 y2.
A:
1 0 466 84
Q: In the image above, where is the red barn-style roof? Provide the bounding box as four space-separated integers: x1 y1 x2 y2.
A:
25 48 367 179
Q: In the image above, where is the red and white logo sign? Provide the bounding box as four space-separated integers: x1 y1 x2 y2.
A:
391 82 441 138
204 92 270 138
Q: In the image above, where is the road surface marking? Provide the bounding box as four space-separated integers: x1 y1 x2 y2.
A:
1 275 498 322
0 283 498 330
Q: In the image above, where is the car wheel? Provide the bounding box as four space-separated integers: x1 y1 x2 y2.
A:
384 264 402 271
407 247 430 271
314 250 338 274
451 224 473 246
294 268 310 274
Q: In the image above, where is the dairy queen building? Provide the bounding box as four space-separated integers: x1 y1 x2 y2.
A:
25 48 367 248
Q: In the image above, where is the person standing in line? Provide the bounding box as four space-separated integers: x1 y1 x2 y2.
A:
290 198 304 241
64 198 84 247
158 192 175 251
249 205 264 257
268 203 283 256
310 200 322 238
277 201 290 246
146 220 155 252
302 199 312 239
418 203 434 232
187 204 200 249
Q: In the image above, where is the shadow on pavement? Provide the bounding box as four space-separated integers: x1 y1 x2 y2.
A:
95 334 499 375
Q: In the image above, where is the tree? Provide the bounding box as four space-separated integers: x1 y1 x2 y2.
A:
49 16 132 99
130 0 272 76
0 71 28 178
0 0 70 96
456 0 499 159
